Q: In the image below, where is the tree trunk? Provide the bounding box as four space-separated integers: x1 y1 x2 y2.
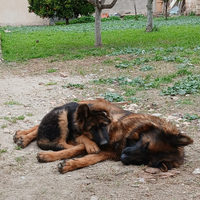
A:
146 0 153 32
165 1 168 20
66 18 69 25
95 6 102 47
88 0 117 46
134 2 138 20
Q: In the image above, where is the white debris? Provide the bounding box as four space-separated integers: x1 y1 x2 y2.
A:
192 168 200 175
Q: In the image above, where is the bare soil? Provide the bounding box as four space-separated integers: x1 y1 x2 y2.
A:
0 57 200 200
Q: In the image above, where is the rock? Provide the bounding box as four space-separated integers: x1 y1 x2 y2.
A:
38 82 44 85
60 72 68 78
151 113 162 117
145 167 160 174
192 168 200 175
107 88 115 92
171 97 179 100
90 196 98 200
3 128 10 133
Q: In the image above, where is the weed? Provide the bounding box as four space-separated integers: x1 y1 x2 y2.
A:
15 146 22 150
183 113 200 121
1 124 7 129
47 68 57 73
26 113 34 116
161 75 200 96
15 157 21 162
182 99 194 105
4 100 21 105
3 115 25 123
0 149 7 154
140 65 154 71
102 59 114 65
103 92 124 102
62 83 85 89
45 82 57 86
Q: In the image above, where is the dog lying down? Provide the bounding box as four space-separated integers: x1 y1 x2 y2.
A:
13 99 193 173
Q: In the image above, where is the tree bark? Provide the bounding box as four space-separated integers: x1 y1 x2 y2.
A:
88 0 118 46
146 0 153 32
66 18 69 25
134 2 137 20
95 6 102 46
165 1 168 20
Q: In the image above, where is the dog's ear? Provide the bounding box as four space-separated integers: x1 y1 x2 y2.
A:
76 104 90 121
173 133 193 146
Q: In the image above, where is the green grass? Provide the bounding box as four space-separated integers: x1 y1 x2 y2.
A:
45 82 57 86
1 115 25 123
4 100 21 105
1 16 200 62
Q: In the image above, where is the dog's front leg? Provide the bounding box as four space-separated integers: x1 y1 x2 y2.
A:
37 144 86 162
58 151 112 173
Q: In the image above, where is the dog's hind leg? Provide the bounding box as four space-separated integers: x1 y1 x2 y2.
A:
13 125 39 144
37 144 87 162
16 126 39 148
58 151 112 173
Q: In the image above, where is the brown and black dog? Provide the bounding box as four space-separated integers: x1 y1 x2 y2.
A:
14 99 193 173
29 99 193 173
13 101 113 157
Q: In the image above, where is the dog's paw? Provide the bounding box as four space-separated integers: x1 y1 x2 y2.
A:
13 130 21 143
85 143 100 154
37 152 54 163
58 160 75 173
16 136 28 148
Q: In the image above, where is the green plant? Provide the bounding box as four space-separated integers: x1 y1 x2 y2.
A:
4 100 21 105
0 149 7 154
103 92 124 102
45 82 57 86
15 146 22 150
1 124 7 129
140 65 154 71
62 83 85 89
28 0 94 25
47 68 57 73
161 75 200 96
26 113 34 116
183 113 199 121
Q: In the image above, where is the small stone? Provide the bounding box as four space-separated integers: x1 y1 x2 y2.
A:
90 196 98 200
107 88 115 92
60 72 68 78
38 82 44 85
3 128 10 133
151 113 162 117
192 168 200 175
145 167 160 174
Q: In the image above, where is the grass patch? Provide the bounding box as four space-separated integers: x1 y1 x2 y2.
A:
47 68 57 73
62 83 85 89
103 92 124 102
4 100 21 105
45 82 57 86
1 16 200 61
1 124 7 129
2 115 25 123
161 75 200 96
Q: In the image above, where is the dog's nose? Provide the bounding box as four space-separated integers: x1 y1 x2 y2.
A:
100 139 108 145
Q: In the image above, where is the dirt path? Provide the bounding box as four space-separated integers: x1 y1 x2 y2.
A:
0 59 200 200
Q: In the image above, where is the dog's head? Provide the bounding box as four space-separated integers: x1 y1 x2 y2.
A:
121 118 193 171
75 104 111 146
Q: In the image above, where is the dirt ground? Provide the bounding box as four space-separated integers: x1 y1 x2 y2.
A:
0 57 200 200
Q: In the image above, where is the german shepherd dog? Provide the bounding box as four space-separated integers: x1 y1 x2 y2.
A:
25 99 193 173
13 100 112 157
14 99 193 173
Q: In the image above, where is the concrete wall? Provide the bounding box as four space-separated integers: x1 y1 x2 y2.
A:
0 0 49 27
102 0 157 15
